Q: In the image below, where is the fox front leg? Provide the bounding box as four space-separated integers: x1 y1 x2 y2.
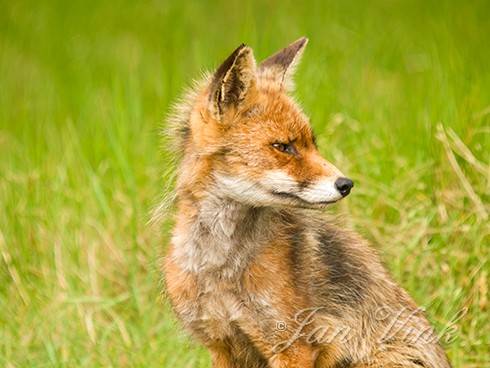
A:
269 343 319 368
209 342 237 368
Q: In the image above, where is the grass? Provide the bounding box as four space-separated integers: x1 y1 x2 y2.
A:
0 0 489 366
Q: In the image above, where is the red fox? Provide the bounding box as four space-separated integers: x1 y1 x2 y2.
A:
163 38 451 367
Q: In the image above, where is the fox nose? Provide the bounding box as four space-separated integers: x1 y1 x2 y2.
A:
335 177 354 197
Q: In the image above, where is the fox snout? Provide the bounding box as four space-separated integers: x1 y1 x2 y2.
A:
290 174 354 205
259 167 353 208
290 156 354 205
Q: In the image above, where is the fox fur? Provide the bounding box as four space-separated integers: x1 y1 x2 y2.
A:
162 37 451 368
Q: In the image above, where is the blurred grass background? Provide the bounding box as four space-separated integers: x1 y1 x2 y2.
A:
0 0 489 366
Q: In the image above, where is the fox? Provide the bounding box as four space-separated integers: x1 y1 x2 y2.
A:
162 37 451 367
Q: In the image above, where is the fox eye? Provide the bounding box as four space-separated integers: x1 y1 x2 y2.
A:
272 142 296 155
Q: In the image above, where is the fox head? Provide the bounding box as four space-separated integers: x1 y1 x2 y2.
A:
173 37 353 209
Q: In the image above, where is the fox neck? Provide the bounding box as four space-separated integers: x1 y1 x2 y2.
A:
172 188 270 276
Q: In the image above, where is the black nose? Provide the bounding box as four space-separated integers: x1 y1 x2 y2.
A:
335 177 354 197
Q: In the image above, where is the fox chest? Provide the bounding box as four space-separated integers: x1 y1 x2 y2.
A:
167 264 245 340
166 203 271 340
165 240 250 340
193 279 244 340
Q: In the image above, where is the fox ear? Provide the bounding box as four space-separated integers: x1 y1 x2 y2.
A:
259 37 308 91
209 44 256 119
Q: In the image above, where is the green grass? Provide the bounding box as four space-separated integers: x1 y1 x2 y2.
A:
1 0 489 366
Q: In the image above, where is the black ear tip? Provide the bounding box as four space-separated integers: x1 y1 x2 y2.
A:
234 43 246 53
234 43 247 54
235 44 254 58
